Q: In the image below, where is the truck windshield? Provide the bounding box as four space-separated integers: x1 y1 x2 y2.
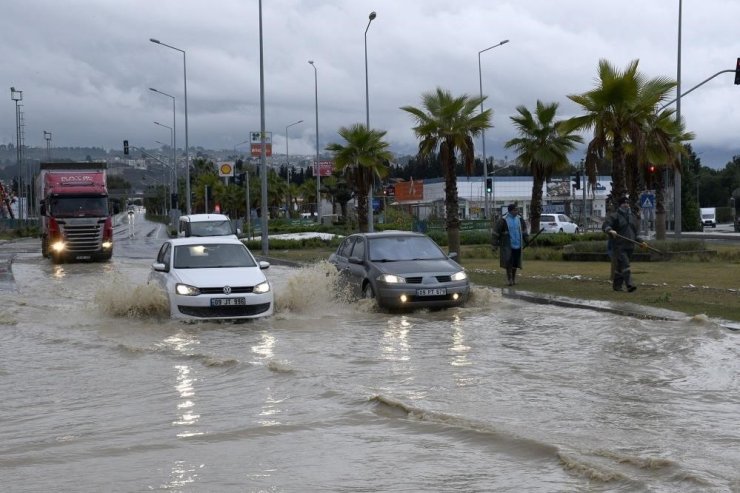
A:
50 196 109 218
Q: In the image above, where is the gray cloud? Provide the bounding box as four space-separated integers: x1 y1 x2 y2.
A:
2 0 740 169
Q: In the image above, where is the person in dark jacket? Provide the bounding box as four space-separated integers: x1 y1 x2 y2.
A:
492 203 529 286
602 196 648 292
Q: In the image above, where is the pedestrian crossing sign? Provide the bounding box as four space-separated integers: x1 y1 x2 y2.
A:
640 193 655 209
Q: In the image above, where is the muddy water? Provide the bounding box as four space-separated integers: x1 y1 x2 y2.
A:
0 250 738 492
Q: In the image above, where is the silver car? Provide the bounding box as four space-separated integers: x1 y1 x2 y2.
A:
328 231 470 310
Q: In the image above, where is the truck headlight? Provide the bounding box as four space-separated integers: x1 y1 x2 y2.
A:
51 241 66 252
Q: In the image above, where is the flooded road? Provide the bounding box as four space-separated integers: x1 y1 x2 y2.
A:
1 218 738 492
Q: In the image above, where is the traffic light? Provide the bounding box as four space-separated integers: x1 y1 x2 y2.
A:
648 165 656 174
123 139 129 155
573 171 581 190
235 173 245 186
171 193 178 209
735 57 740 85
485 177 492 194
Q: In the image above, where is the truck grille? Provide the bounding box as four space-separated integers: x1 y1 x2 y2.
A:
61 222 104 252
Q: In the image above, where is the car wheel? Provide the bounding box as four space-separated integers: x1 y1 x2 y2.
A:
362 282 375 300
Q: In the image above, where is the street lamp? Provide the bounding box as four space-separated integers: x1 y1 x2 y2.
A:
365 10 377 232
149 87 177 207
43 130 52 161
10 87 23 220
154 121 174 208
149 38 190 214
477 39 509 219
285 119 303 217
309 60 320 222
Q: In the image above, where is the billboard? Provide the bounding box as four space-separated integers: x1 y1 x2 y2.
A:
312 160 334 177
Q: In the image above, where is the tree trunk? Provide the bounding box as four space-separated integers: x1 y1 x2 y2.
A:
655 168 667 240
445 168 461 257
357 192 369 232
530 175 544 233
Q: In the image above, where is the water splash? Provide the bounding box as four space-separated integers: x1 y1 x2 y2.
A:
274 261 351 313
94 274 169 318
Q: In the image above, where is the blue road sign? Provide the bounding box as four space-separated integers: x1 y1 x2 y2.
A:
640 193 655 209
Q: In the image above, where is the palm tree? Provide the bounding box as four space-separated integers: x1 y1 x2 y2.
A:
637 108 694 239
325 124 392 232
566 59 675 212
401 87 492 257
504 100 583 233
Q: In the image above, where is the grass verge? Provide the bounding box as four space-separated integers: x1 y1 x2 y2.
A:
262 245 740 322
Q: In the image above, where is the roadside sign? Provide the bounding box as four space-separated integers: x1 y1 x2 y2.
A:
250 131 272 144
251 143 272 157
218 162 234 177
312 160 334 177
640 192 655 209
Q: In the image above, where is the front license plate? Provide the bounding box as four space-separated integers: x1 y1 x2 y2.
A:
76 255 91 260
211 297 246 307
417 288 447 296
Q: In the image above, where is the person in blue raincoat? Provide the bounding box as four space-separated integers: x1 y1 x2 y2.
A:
491 203 529 286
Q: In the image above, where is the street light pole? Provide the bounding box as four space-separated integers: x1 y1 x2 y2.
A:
674 0 683 235
150 38 190 214
365 11 377 232
309 60 320 223
285 119 303 217
477 39 509 219
149 87 177 208
10 87 23 220
154 121 174 210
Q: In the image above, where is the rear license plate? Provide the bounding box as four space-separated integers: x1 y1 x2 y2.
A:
417 288 447 296
211 297 246 307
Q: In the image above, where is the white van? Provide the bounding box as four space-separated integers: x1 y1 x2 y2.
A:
177 214 239 237
700 207 716 228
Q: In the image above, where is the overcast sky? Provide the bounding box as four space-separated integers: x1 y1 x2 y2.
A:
2 0 740 169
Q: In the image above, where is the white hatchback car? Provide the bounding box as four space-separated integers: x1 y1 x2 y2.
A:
539 214 579 234
148 237 273 320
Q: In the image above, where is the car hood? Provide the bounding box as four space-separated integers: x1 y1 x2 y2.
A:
372 258 462 275
174 267 267 287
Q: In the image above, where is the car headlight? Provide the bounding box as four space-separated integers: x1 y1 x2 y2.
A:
378 274 405 284
253 281 271 294
451 271 468 281
175 283 200 296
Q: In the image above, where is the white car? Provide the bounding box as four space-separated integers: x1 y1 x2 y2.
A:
148 237 273 320
177 213 238 237
539 214 579 234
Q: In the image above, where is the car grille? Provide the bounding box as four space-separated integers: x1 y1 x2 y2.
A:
177 303 271 318
405 275 452 284
198 286 254 294
61 222 103 252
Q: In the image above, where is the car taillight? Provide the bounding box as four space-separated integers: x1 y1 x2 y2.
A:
103 217 113 241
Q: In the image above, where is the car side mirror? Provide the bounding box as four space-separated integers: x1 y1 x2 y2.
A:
448 252 458 260
151 262 167 272
348 256 363 265
259 261 270 270
39 202 46 216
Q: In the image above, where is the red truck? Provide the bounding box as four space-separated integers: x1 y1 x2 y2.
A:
36 162 114 263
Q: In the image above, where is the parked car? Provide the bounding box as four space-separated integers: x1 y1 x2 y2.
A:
328 231 470 310
177 213 238 238
539 214 579 234
148 237 273 320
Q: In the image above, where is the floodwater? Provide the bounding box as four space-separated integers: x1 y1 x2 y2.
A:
1 240 738 492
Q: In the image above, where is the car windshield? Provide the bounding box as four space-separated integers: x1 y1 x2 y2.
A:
188 220 233 236
368 236 445 261
173 243 256 269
